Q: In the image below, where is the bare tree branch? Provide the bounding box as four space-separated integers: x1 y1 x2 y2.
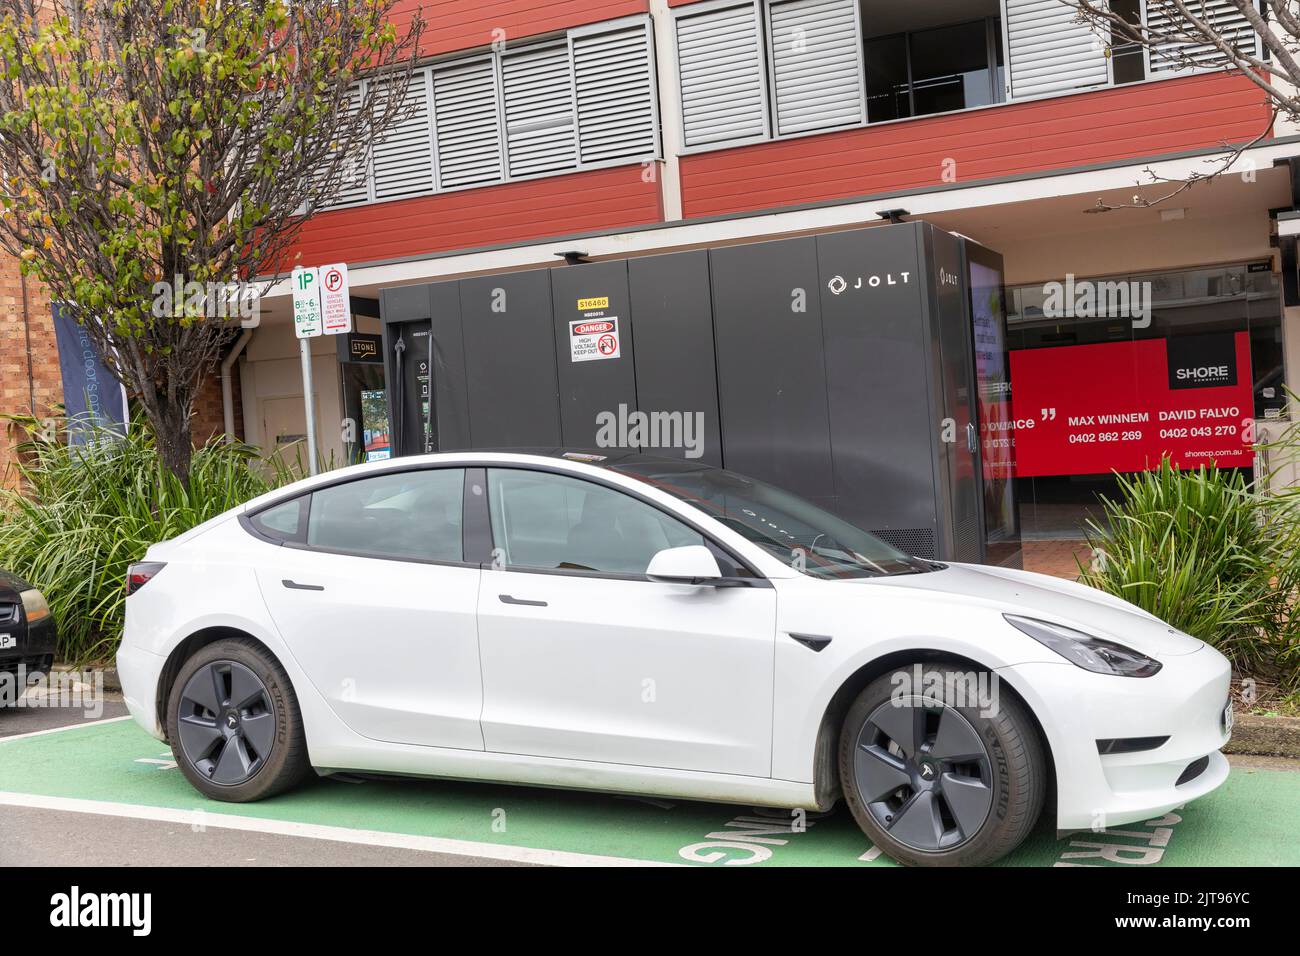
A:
1083 106 1280 212
1064 0 1291 211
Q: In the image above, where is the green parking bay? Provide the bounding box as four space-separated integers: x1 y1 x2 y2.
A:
2 719 1297 866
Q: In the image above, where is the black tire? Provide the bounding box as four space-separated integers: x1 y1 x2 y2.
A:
166 638 311 802
838 661 1045 866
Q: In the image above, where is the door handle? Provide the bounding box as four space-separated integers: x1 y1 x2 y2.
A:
966 422 978 454
499 594 547 607
282 579 325 591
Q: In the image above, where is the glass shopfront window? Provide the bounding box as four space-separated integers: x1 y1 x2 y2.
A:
338 332 392 464
1004 263 1284 538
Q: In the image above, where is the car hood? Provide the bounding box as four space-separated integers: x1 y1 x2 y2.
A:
862 562 1204 659
0 569 34 601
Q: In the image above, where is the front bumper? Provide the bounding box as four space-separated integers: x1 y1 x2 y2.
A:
1001 644 1232 832
0 614 57 700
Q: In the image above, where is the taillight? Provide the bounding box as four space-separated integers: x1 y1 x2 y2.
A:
126 562 167 595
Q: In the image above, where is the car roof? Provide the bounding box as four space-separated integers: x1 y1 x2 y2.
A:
235 448 716 516
466 448 717 473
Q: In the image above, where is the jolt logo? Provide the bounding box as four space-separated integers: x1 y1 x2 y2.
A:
827 271 912 295
49 886 152 936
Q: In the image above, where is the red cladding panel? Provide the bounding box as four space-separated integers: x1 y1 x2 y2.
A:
287 165 662 267
679 73 1273 218
391 0 649 57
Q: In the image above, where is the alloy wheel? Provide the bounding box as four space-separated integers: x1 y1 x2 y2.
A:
852 697 994 852
176 660 276 786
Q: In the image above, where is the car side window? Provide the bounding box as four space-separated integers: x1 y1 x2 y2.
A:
249 497 306 544
487 469 702 576
306 469 465 563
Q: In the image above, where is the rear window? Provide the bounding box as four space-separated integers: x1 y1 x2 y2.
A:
249 497 306 543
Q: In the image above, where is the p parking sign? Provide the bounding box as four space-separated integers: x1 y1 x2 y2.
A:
320 263 353 336
292 266 322 339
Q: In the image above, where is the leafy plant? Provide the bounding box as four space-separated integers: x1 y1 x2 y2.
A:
1078 458 1299 683
0 415 290 663
0 0 424 485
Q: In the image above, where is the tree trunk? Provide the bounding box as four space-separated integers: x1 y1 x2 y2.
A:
150 402 194 489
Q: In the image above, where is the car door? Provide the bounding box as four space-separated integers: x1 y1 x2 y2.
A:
250 467 483 751
475 467 777 777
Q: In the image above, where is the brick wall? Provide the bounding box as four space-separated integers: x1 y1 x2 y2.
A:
0 256 59 485
0 252 245 483
191 359 243 447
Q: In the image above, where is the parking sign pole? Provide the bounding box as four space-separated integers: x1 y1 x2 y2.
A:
291 265 324 476
299 337 318 476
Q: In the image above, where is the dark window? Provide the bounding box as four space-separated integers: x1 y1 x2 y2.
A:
864 34 910 121
249 497 306 544
1110 0 1146 85
306 469 465 562
864 18 1002 121
486 469 702 575
910 20 996 115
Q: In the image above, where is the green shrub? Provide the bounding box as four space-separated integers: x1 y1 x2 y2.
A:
0 417 290 663
1078 459 1299 682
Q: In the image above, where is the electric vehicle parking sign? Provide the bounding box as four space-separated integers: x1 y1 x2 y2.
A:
320 263 353 335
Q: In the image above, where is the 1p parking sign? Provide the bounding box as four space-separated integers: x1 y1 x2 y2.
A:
292 266 323 339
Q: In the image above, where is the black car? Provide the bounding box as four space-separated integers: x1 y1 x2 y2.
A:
0 569 56 707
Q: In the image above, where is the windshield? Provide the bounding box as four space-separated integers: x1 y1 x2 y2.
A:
610 460 932 579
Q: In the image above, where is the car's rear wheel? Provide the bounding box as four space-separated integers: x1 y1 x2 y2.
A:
166 638 311 802
838 661 1046 866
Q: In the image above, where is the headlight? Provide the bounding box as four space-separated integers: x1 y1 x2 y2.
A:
19 588 50 624
1005 615 1161 678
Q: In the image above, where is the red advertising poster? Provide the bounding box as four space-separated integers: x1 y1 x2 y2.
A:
1008 331 1254 477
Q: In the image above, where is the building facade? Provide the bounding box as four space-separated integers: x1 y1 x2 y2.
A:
12 0 1300 561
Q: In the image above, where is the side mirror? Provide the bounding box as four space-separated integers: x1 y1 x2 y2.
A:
646 545 724 585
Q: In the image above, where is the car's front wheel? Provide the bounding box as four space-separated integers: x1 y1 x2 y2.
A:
838 661 1046 866
166 638 311 802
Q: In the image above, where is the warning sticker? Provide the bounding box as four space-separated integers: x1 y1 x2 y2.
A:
570 317 620 362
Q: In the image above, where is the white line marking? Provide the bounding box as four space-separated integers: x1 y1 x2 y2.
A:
858 845 883 862
0 715 132 744
134 757 178 770
0 791 681 867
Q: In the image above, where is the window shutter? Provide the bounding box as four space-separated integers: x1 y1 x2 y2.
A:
501 42 576 177
675 2 768 148
767 0 864 135
571 22 659 165
1003 0 1109 99
320 83 371 208
431 57 503 189
372 70 435 201
1146 0 1261 74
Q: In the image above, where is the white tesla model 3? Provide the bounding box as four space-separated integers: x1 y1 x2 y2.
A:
116 451 1232 865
